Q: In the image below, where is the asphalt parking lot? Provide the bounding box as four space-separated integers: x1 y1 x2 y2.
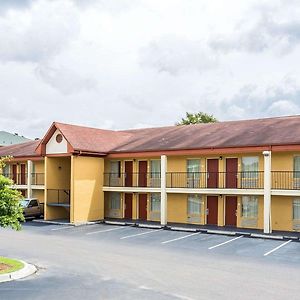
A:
1 221 300 299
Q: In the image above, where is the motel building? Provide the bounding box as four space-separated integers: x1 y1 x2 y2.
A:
1 116 300 234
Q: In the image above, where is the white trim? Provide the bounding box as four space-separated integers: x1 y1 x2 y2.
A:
161 155 167 226
103 186 300 196
263 151 272 234
27 160 32 198
166 188 264 195
103 186 160 193
271 189 300 196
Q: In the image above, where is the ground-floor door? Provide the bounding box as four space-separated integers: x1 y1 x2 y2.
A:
206 196 218 225
225 196 237 226
138 194 147 221
124 193 133 219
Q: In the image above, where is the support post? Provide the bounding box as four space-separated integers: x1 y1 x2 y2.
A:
27 160 33 198
160 155 167 226
263 151 272 234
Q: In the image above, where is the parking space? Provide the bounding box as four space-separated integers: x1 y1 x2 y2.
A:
18 221 300 263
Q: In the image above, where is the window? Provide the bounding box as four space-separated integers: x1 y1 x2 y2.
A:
293 199 300 220
3 164 9 177
110 161 121 177
56 134 63 143
187 159 200 173
242 157 258 175
30 200 39 207
109 161 121 186
150 193 160 212
294 157 300 179
241 196 258 218
241 157 259 188
187 159 200 188
150 160 161 187
110 192 121 210
187 194 201 215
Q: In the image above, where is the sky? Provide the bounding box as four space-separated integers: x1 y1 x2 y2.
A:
0 0 300 139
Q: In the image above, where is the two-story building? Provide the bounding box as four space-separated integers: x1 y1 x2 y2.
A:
1 116 300 234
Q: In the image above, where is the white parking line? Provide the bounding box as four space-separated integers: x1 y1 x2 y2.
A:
162 232 200 244
51 226 74 231
264 240 292 256
86 226 126 235
208 235 244 250
120 229 163 240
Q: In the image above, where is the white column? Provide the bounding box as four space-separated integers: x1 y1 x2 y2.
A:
27 160 33 198
160 155 167 226
263 151 272 234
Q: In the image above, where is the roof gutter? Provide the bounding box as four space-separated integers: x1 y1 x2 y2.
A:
73 150 107 157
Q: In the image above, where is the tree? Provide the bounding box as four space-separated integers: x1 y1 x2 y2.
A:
0 157 24 230
176 112 218 125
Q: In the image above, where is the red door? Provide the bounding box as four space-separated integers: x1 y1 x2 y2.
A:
226 158 238 188
225 196 237 226
138 161 147 187
125 161 133 187
207 159 219 188
206 196 218 225
124 193 133 219
20 164 26 185
12 164 17 184
138 194 147 220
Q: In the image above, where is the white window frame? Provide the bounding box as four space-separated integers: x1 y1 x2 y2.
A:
110 192 121 210
187 194 201 215
241 196 258 218
293 199 300 220
150 193 161 212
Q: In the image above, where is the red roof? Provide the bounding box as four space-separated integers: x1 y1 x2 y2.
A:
0 140 40 158
113 115 300 152
3 115 300 158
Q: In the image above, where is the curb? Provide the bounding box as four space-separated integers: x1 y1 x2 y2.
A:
137 224 163 229
0 260 37 283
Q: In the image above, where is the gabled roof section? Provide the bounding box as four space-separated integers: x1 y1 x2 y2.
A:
0 140 40 158
37 122 133 155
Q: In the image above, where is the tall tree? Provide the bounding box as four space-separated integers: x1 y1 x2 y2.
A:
0 157 24 230
176 112 218 125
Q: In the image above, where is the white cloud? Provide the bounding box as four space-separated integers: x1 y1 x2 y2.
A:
35 64 97 95
0 0 80 63
140 35 218 75
267 100 300 116
0 0 300 138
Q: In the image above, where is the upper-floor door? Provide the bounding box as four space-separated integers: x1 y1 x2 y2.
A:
12 164 17 184
138 161 148 187
20 164 26 185
207 159 219 188
125 161 133 187
226 158 238 188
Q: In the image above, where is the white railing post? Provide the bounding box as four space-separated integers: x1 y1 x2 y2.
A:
27 160 33 198
161 155 167 226
263 151 272 234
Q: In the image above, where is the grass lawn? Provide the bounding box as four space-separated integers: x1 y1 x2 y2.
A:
0 257 24 274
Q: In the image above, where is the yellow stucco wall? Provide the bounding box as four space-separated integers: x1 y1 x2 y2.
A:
44 156 71 221
71 156 104 224
271 196 293 231
33 160 44 173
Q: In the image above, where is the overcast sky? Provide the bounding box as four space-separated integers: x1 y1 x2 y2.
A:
1 0 300 139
